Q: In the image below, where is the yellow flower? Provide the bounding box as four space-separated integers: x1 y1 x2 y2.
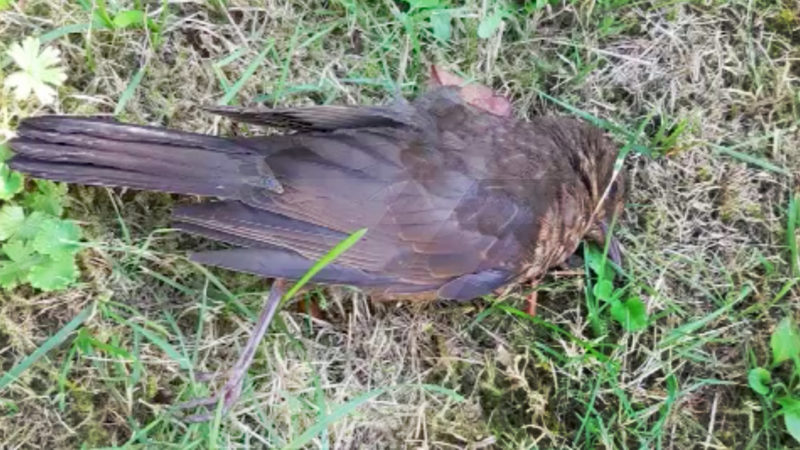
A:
4 37 67 105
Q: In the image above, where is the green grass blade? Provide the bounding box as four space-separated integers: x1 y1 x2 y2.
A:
285 387 387 450
40 23 97 42
660 285 751 347
284 382 461 449
0 303 94 392
212 47 247 93
214 47 247 68
534 89 623 132
208 397 225 450
712 145 790 176
121 319 192 371
788 194 799 277
418 383 466 402
0 23 100 70
270 26 302 105
310 373 330 450
282 228 368 301
219 41 273 105
114 64 146 116
141 265 249 318
494 303 615 364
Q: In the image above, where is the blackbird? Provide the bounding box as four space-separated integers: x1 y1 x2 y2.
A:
7 67 625 420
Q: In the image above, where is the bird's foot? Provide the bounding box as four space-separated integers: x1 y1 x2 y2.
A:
176 370 247 423
429 65 512 117
174 280 287 423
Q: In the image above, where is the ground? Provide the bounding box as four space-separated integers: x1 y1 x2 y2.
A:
0 0 799 448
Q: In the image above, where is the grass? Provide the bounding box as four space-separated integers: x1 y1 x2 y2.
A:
1 0 799 447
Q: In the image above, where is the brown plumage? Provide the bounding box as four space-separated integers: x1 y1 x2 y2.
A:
7 69 625 420
9 89 623 300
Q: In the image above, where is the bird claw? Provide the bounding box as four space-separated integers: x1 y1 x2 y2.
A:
191 370 218 383
176 373 245 423
429 65 512 117
173 280 287 423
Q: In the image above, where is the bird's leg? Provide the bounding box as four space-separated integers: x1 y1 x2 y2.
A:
526 284 538 317
176 279 287 423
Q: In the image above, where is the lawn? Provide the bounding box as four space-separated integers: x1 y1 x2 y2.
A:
0 0 799 448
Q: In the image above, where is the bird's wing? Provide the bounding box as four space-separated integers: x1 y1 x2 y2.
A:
176 96 539 292
204 103 421 131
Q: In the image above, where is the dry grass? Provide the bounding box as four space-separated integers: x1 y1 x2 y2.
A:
0 0 799 448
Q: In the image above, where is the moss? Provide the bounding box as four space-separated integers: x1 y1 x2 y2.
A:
765 6 800 42
72 388 94 416
80 421 111 447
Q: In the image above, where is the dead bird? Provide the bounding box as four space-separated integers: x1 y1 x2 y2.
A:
8 66 625 421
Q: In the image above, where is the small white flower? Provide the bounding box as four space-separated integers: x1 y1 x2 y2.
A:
4 37 67 105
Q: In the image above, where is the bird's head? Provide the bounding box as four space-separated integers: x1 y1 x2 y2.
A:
572 123 626 265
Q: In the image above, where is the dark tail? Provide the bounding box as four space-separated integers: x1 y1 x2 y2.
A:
8 115 282 198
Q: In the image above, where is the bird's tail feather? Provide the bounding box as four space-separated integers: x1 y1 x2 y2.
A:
8 115 280 198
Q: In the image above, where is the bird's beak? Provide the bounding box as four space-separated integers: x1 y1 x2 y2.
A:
587 220 623 266
599 221 623 266
607 235 623 266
